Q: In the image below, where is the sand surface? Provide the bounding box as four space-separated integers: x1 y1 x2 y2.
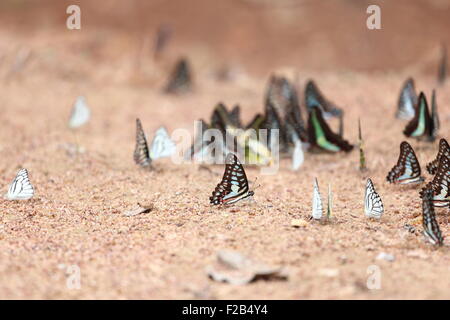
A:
0 0 449 299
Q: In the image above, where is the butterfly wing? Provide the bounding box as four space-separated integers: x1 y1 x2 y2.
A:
165 58 191 94
403 92 434 141
134 118 151 168
311 178 323 220
6 169 34 200
69 96 90 128
150 127 176 160
387 141 423 184
421 187 444 246
307 108 353 153
430 89 440 140
209 153 253 205
291 139 304 171
364 178 384 218
420 156 450 207
426 138 449 174
396 78 417 120
305 80 343 119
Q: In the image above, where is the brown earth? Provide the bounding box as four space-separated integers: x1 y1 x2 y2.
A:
0 0 449 299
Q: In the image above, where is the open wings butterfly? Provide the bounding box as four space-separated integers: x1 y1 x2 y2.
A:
426 138 449 175
364 178 384 219
421 187 444 246
420 155 450 207
209 153 254 205
386 141 424 184
134 118 152 168
5 168 34 200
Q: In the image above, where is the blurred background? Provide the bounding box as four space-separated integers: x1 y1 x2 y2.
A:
1 0 449 83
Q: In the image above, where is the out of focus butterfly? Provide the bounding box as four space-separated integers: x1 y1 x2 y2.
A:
426 138 449 175
5 168 34 200
386 141 424 184
69 96 90 128
291 138 304 171
134 118 152 168
420 155 449 207
364 178 384 219
209 153 254 205
305 80 343 119
421 187 444 246
396 77 417 120
403 92 439 142
165 58 191 94
149 127 176 160
311 178 323 220
438 44 447 85
307 108 353 153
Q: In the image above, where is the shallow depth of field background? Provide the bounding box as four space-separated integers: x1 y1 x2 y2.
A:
0 0 449 299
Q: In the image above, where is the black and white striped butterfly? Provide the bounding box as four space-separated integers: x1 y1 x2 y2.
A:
421 187 444 246
386 141 424 184
426 138 449 175
134 118 152 168
209 153 254 205
420 155 449 207
396 78 417 120
311 178 323 220
5 169 34 200
364 178 384 219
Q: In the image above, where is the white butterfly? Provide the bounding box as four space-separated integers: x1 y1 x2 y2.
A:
312 178 323 220
291 139 304 171
149 127 176 160
5 169 34 200
69 96 90 128
364 178 384 219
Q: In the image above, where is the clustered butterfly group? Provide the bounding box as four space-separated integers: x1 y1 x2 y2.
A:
3 58 448 248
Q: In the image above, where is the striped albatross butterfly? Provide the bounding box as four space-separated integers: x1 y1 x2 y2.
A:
5 168 34 200
386 141 424 184
426 138 449 175
420 155 450 207
364 178 384 219
209 153 254 205
421 187 444 246
134 118 152 168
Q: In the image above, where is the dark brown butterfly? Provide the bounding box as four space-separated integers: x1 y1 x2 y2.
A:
305 80 343 119
134 118 152 168
403 92 438 142
426 138 449 175
421 187 444 246
420 155 450 207
396 77 417 120
165 58 191 94
386 141 424 184
438 44 447 85
209 153 254 205
307 108 353 153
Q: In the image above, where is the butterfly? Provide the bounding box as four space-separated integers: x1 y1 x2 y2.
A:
420 155 450 207
358 118 367 171
364 178 384 219
386 141 424 184
327 184 333 220
165 58 191 94
149 127 176 160
291 138 304 171
69 96 90 129
311 178 323 220
426 138 450 175
307 108 353 153
5 168 34 200
134 118 152 168
396 78 417 120
431 89 440 139
305 80 343 119
209 153 254 205
421 187 444 246
403 92 438 142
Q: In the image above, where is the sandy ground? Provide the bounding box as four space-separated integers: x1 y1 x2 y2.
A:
0 1 450 299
